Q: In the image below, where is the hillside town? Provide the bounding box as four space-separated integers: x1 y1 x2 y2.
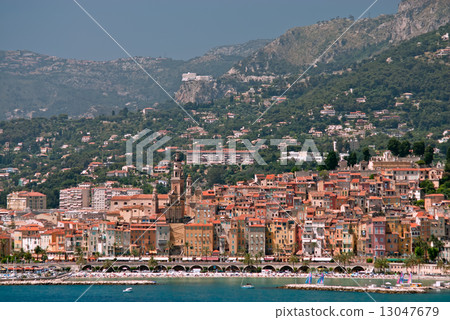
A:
1 150 449 275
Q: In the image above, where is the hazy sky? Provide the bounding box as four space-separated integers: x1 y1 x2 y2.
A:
0 0 401 61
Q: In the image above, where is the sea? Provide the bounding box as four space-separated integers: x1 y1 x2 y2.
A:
1 277 449 302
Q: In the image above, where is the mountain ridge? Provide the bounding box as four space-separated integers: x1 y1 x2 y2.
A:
1 0 448 117
0 39 270 120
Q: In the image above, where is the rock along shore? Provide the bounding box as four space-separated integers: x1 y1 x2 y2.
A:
0 279 157 286
281 284 431 294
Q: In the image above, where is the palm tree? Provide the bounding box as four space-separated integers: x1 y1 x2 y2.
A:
289 255 299 270
148 256 158 271
437 259 445 272
204 248 211 260
75 246 86 270
413 237 428 261
112 242 118 257
102 259 113 272
24 251 32 263
243 253 254 267
93 252 100 261
274 244 280 260
404 254 419 274
334 252 354 273
165 241 173 260
131 248 140 258
254 251 264 267
301 258 310 267
184 242 189 257
34 246 44 261
374 257 389 274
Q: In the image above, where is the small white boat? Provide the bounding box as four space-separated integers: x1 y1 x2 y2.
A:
241 283 254 289
123 287 133 293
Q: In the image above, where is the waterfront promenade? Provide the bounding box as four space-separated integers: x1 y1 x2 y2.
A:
0 261 372 274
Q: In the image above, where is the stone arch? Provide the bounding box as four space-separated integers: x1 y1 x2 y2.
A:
351 266 365 273
262 265 276 272
208 265 222 272
103 265 115 273
225 265 240 272
138 265 150 271
118 265 131 271
243 265 257 273
173 265 186 272
81 265 93 271
190 265 203 271
298 265 310 273
279 265 294 273
154 265 167 272
333 266 346 273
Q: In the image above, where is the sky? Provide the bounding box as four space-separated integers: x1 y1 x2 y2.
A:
0 0 402 61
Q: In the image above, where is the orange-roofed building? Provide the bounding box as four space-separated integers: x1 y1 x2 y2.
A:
424 194 445 212
7 191 47 211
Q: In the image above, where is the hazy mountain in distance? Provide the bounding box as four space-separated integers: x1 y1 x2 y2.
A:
0 39 271 120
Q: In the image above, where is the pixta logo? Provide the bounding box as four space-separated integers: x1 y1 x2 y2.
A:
126 129 172 172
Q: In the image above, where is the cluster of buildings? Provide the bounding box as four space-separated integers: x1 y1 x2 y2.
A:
1 154 449 264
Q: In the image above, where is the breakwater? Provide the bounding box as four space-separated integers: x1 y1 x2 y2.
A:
281 284 430 294
0 279 157 286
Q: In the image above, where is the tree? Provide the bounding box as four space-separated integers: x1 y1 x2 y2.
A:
75 246 86 270
398 140 411 157
254 251 264 267
347 152 357 166
243 253 254 267
419 180 436 194
165 241 174 259
403 254 419 272
424 145 434 165
427 247 439 262
362 147 371 162
131 248 140 258
206 166 226 187
148 257 158 271
302 259 310 268
333 252 354 271
374 257 389 273
414 246 425 259
325 151 339 170
34 246 46 262
102 259 113 272
23 251 32 262
430 235 443 252
413 141 425 156
387 138 400 156
289 255 299 269
184 242 189 257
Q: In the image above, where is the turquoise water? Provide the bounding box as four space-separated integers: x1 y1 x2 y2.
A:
0 278 449 302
